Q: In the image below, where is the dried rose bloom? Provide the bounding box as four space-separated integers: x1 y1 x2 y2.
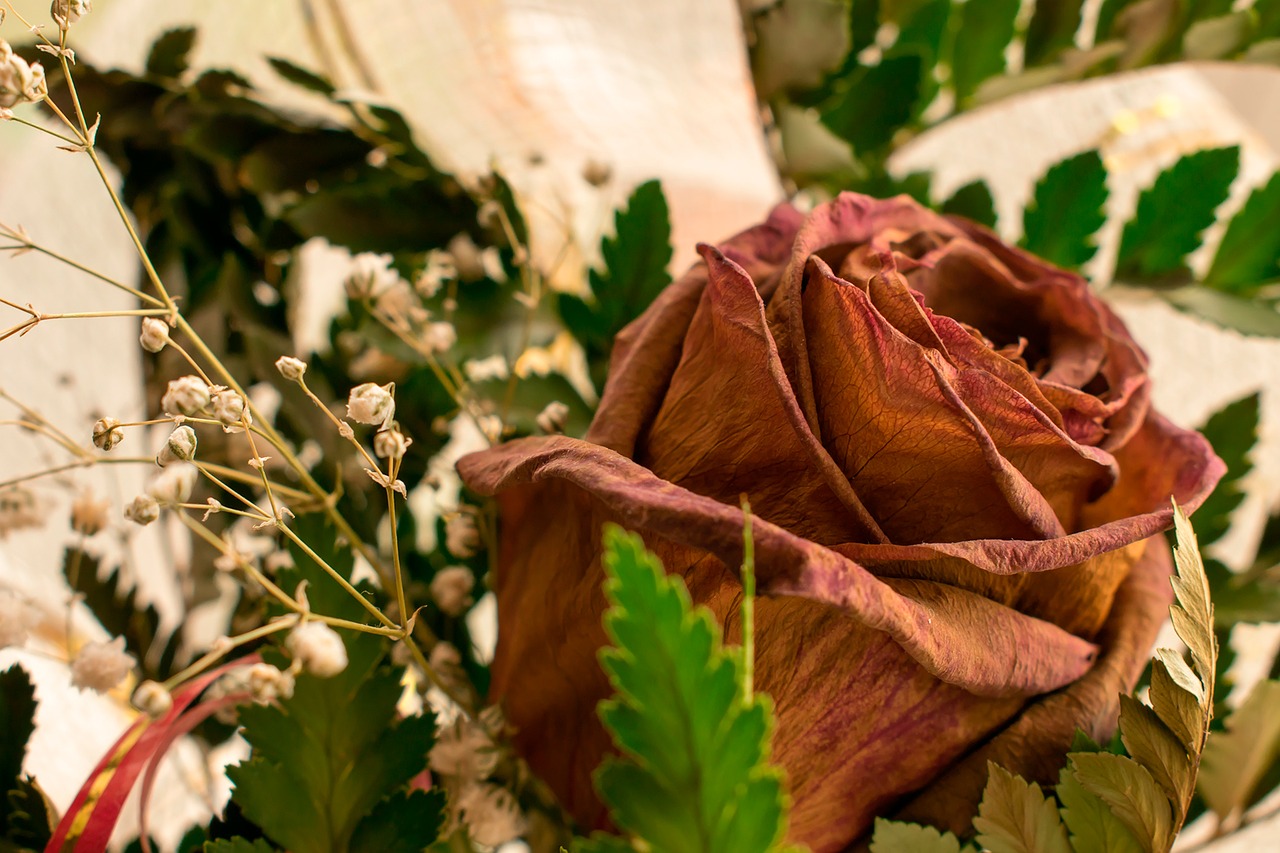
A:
139 317 169 353
346 382 395 427
92 416 124 451
70 637 135 692
458 193 1224 849
286 621 348 678
430 566 475 617
123 494 160 526
161 375 211 416
275 355 307 382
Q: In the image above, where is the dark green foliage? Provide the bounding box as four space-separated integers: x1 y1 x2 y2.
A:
205 839 276 853
266 57 337 95
1194 393 1260 547
820 54 923 155
0 666 47 850
62 548 176 680
349 790 447 853
146 27 197 78
1025 0 1084 65
1020 150 1109 270
950 0 1021 105
940 180 997 229
1205 172 1280 293
1115 147 1239 281
577 528 797 853
558 180 672 389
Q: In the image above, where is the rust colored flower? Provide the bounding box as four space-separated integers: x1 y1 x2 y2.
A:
457 193 1223 851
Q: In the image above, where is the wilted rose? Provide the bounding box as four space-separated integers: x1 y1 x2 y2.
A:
457 194 1223 850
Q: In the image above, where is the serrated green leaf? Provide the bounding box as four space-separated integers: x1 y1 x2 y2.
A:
266 57 337 96
1056 766 1145 853
950 0 1021 105
0 666 36 799
1194 392 1260 546
62 548 174 679
1068 752 1173 852
1117 695 1193 822
820 55 924 155
1204 558 1280 626
146 27 197 79
350 789 446 853
4 776 55 850
1170 502 1217 703
971 763 1070 853
1158 286 1280 337
869 818 966 853
1115 147 1239 281
204 839 275 853
940 180 997 229
1149 651 1205 751
592 526 791 853
1020 151 1109 270
1204 172 1280 294
1024 0 1084 65
1198 679 1280 821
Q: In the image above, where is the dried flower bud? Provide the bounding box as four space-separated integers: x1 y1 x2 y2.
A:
536 400 570 434
161 375 211 416
0 592 39 649
343 253 395 300
51 0 91 26
582 158 613 187
445 513 480 558
286 621 349 678
70 636 135 693
423 322 456 354
463 355 509 383
132 680 172 717
458 784 528 847
346 382 395 427
139 318 169 353
92 416 124 451
149 462 198 505
373 428 411 460
124 494 160 526
163 425 198 462
70 492 109 536
275 355 307 382
447 233 486 282
212 389 248 428
430 566 475 617
246 662 295 704
430 640 462 670
0 43 33 109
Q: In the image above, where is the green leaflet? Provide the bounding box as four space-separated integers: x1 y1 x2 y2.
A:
940 180 997 230
582 526 794 853
972 764 1071 853
1194 393 1260 547
1115 147 1239 282
1055 768 1145 853
869 818 969 853
1020 151 1109 271
204 840 275 853
1204 172 1280 294
0 666 45 847
1198 679 1280 822
949 0 1020 105
1066 753 1172 852
558 180 672 388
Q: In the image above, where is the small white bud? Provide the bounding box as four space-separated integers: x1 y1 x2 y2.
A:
70 636 135 693
445 513 480 558
423 322 456 354
346 382 395 427
286 621 348 678
431 566 475 617
92 416 124 451
139 318 169 353
70 492 109 536
463 355 509 383
163 425 198 462
373 428 411 460
51 0 91 26
275 355 307 382
132 680 172 717
161 375 211 416
246 662 295 704
536 400 570 434
447 233 486 282
124 494 160 526
211 389 249 428
148 462 198 505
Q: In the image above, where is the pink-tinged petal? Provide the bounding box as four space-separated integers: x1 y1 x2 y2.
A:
637 244 885 543
586 203 803 457
801 259 1066 544
892 537 1173 836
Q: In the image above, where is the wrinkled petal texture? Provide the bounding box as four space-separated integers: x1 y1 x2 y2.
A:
457 192 1224 851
